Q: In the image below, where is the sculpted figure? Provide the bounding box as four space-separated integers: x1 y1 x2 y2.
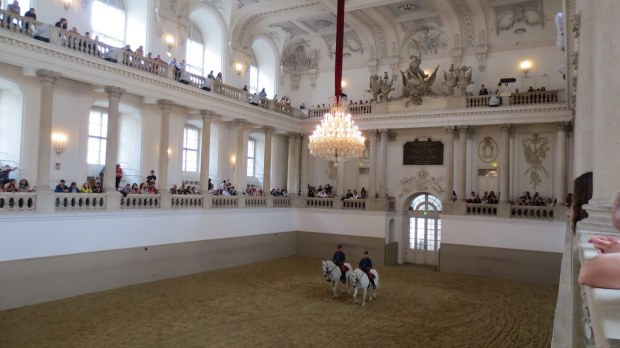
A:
380 72 394 101
368 74 381 103
442 64 458 96
457 65 473 96
401 55 439 106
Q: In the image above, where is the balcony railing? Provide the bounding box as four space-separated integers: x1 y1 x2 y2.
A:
510 205 555 219
55 193 106 211
0 12 304 119
170 194 202 209
342 199 366 210
466 90 561 108
121 194 160 209
0 192 36 212
211 196 238 208
466 203 498 216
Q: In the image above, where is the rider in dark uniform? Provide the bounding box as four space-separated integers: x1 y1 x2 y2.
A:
332 244 347 282
359 250 375 289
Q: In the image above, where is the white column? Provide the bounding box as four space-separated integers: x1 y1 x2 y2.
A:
378 129 388 197
444 126 455 202
555 122 569 205
234 119 248 193
35 69 60 190
294 133 302 195
157 99 174 193
300 134 309 195
336 160 345 197
263 126 274 193
286 133 295 193
368 130 377 199
458 126 468 201
499 124 511 203
199 110 214 194
103 86 125 192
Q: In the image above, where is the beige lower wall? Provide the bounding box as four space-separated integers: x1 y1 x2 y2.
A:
296 231 386 266
440 243 562 284
0 232 297 310
0 231 386 310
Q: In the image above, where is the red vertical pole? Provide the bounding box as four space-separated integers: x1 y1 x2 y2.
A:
334 0 345 103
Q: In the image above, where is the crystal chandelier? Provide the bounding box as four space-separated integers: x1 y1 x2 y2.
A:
308 0 365 162
308 98 365 161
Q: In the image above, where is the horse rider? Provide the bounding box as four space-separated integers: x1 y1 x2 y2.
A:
359 250 375 289
332 244 347 282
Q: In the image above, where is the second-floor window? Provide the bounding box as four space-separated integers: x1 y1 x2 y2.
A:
185 23 204 76
183 127 199 172
247 138 255 177
91 0 126 47
249 65 258 94
87 109 108 165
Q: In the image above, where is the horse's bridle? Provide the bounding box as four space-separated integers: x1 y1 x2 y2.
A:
324 263 337 280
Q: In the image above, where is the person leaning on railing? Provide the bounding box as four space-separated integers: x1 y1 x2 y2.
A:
578 192 620 289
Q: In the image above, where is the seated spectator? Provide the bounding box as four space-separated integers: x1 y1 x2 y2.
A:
131 183 139 194
18 178 30 191
120 183 131 197
3 179 18 192
55 18 68 30
0 164 15 185
102 45 119 63
300 102 306 110
242 85 248 92
68 181 79 193
170 184 179 194
80 182 92 193
360 187 367 199
140 182 148 194
33 23 51 43
92 181 103 193
54 179 69 192
489 92 500 107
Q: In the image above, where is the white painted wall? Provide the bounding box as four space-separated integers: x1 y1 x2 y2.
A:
441 215 565 253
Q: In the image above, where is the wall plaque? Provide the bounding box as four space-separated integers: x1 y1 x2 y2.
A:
403 140 444 165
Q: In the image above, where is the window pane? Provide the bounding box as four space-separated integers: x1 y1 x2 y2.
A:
247 158 254 177
99 139 107 165
249 66 258 94
186 39 204 76
92 1 126 47
185 150 198 172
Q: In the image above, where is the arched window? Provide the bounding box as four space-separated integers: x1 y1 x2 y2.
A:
91 0 126 47
407 193 443 266
247 138 255 177
249 65 258 94
87 108 107 165
185 23 204 76
251 38 276 97
183 127 199 172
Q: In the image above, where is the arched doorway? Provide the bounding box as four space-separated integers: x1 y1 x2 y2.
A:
405 192 443 266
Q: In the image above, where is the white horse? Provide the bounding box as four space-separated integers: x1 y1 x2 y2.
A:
322 260 353 298
350 268 379 307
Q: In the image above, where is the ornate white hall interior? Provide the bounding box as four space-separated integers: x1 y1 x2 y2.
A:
0 0 618 346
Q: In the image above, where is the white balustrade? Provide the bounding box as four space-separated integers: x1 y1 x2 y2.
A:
342 199 366 210
245 196 267 208
211 196 239 208
120 194 160 209
0 192 36 213
272 197 291 207
466 95 491 108
466 203 498 216
170 194 203 209
510 205 555 220
510 90 560 105
306 197 334 208
55 193 106 211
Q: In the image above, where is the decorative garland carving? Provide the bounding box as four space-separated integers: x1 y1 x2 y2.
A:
280 39 320 72
351 9 389 58
323 32 364 59
522 133 549 190
454 0 475 48
495 4 544 35
407 27 448 56
398 169 445 198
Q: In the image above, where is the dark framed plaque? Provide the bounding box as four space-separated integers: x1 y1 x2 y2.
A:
403 140 444 165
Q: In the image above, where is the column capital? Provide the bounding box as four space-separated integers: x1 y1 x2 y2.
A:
367 129 377 139
378 128 388 135
288 132 301 140
458 125 469 133
388 130 397 142
556 121 571 132
500 124 513 133
104 86 125 100
263 126 275 134
36 69 60 86
199 110 215 121
157 99 175 111
445 126 456 135
233 118 247 128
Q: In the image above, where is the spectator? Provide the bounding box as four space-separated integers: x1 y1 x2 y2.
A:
33 23 51 42
258 88 267 98
80 182 92 193
92 181 103 193
489 91 500 107
242 85 248 92
3 179 17 192
66 181 79 193
55 179 69 192
207 70 215 80
479 84 488 95
115 164 123 190
8 1 20 16
146 170 156 185
55 18 68 30
18 178 30 191
0 164 15 185
216 72 222 82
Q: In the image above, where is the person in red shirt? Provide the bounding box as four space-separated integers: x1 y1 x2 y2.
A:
115 164 123 190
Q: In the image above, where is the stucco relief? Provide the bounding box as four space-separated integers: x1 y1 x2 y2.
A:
398 169 444 198
280 39 320 72
478 136 498 163
407 27 448 56
494 3 544 35
522 133 549 190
